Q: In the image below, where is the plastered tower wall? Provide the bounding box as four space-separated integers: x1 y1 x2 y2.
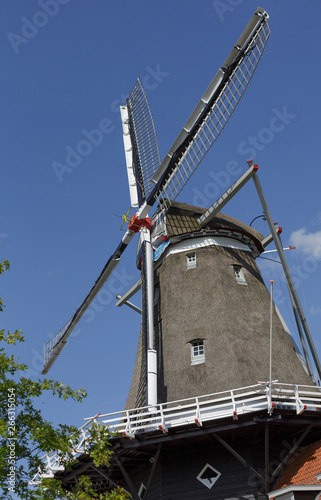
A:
154 242 311 403
125 203 312 409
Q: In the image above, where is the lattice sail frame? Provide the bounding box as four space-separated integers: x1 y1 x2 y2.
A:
43 323 70 368
155 18 270 207
126 78 161 204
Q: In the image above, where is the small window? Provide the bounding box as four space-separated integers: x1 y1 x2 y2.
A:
191 340 205 365
186 252 196 269
233 265 247 285
154 286 160 306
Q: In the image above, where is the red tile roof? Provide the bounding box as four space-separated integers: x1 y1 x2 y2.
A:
275 439 321 489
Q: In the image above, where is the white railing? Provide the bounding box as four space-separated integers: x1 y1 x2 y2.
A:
30 382 321 484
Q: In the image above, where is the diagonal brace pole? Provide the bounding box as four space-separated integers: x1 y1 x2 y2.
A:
211 432 266 485
143 444 162 500
251 165 321 380
91 465 130 493
197 163 258 227
271 424 312 482
114 452 140 500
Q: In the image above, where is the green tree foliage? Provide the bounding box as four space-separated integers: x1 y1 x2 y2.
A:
0 261 129 500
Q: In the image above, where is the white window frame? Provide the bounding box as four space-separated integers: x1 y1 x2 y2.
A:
233 265 247 285
186 252 196 269
191 340 205 365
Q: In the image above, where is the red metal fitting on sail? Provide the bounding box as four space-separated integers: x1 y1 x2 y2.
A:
128 213 152 233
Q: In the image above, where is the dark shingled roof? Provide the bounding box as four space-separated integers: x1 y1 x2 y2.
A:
163 201 265 253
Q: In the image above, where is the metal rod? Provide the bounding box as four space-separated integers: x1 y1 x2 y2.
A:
197 163 258 227
262 223 280 248
269 280 274 388
252 167 321 380
115 278 142 306
264 247 295 254
260 252 313 380
145 229 154 352
115 295 141 314
289 294 313 377
141 226 157 409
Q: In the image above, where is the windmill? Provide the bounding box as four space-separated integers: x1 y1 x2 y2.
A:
36 7 321 499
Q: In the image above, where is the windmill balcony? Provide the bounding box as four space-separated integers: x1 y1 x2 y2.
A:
31 381 321 484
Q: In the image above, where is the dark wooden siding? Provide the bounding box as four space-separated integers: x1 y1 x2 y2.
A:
129 437 271 499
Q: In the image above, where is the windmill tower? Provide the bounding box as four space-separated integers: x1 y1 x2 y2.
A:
124 202 314 411
34 7 321 499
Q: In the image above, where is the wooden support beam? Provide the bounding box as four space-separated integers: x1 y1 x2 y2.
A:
265 423 270 494
121 419 258 449
143 443 162 500
114 451 140 500
61 459 93 483
271 424 312 483
91 465 128 492
211 432 266 485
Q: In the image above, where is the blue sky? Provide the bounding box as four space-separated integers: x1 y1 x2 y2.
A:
1 0 321 443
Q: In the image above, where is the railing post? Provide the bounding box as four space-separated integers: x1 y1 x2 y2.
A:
295 384 307 415
123 410 135 439
158 403 168 433
266 383 275 414
195 397 203 426
231 390 238 420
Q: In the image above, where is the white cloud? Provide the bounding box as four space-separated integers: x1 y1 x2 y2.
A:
310 305 321 316
289 228 321 260
311 212 321 226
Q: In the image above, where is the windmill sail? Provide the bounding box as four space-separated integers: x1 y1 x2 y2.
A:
42 236 133 374
121 78 161 207
150 7 270 207
41 7 269 374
